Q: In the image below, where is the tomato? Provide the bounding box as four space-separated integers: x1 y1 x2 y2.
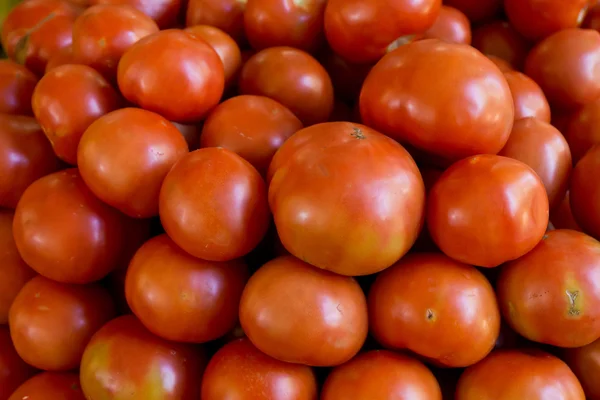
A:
323 0 441 64
80 315 206 400
239 255 368 366
319 50 372 103
159 147 270 261
564 337 600 400
422 5 471 45
503 71 551 123
118 29 224 123
566 98 600 163
32 64 121 165
360 39 514 164
443 0 502 23
0 327 36 400
498 118 571 210
0 60 38 116
571 144 600 239
471 21 531 71
44 45 76 73
321 350 442 400
89 0 182 29
186 0 246 44
551 192 583 231
200 95 302 175
268 122 425 276
72 4 159 82
368 253 500 367
8 372 84 400
12 169 133 284
201 338 318 400
427 154 549 267
525 28 600 111
239 46 334 126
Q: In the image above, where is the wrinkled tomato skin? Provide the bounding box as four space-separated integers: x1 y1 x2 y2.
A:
186 0 246 44
551 192 583 231
239 255 368 367
321 350 442 400
498 230 600 348
564 337 600 400
422 5 471 45
323 0 442 64
427 155 549 268
369 253 500 368
201 338 318 400
571 145 600 239
566 99 600 163
269 122 425 276
471 21 530 71
360 39 514 165
89 0 182 29
0 327 36 400
443 0 502 23
8 372 85 400
80 315 207 400
503 71 551 123
0 60 38 116
118 29 224 123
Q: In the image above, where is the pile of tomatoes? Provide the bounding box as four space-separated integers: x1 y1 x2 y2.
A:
3 0 600 399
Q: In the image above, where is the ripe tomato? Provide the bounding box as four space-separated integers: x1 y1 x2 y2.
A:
0 327 36 400
118 29 224 123
369 253 500 368
44 45 76 73
564 337 600 400
525 28 600 111
503 71 551 123
0 60 37 116
186 0 246 44
427 155 549 267
551 192 583 231
201 338 318 400
239 46 334 126
455 349 585 399
72 4 159 82
89 0 182 29
498 230 600 348
80 315 207 400
200 95 303 175
159 148 270 261
321 350 442 400
268 122 425 276
571 144 600 239
239 255 368 367
422 5 471 45
8 373 84 400
471 21 531 71
566 98 600 163
360 39 514 164
323 0 441 64
443 0 502 23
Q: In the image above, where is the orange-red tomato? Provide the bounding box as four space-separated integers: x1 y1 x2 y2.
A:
551 191 583 231
443 0 502 23
369 253 500 368
44 45 76 73
0 327 36 400
497 229 600 348
200 95 303 175
201 338 318 400
471 21 531 71
564 337 600 400
571 144 600 239
8 372 85 400
321 350 442 400
268 122 425 276
503 71 551 123
89 0 182 29
0 60 38 116
427 154 549 267
186 0 246 44
239 255 368 367
566 98 600 163
423 5 471 45
118 29 224 123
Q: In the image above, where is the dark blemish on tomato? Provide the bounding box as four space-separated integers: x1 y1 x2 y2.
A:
351 127 365 140
426 308 435 321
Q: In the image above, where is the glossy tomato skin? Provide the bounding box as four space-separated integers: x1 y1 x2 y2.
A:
89 0 182 29
360 39 514 164
422 5 471 45
80 315 207 400
471 21 530 71
443 0 502 23
427 155 549 267
0 60 38 115
369 253 500 368
200 95 303 175
324 0 441 64
186 0 246 44
201 338 318 400
0 327 36 400
269 122 425 276
0 115 61 209
8 372 84 400
567 98 600 163
159 148 270 261
12 169 132 284
498 230 600 348
239 46 334 126
321 350 442 400
239 255 368 367
118 29 224 123
525 28 600 111
455 349 585 399
571 145 600 239
564 337 600 400
503 71 551 123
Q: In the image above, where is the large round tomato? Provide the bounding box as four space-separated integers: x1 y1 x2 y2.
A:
498 229 600 348
0 60 37 116
89 0 182 29
201 338 318 400
360 39 514 164
443 0 502 23
186 0 246 44
8 372 85 400
566 98 600 163
0 327 36 400
422 5 472 45
427 154 549 267
80 315 207 400
239 255 368 367
471 21 530 70
564 337 600 400
570 144 600 239
268 122 425 276
503 71 551 123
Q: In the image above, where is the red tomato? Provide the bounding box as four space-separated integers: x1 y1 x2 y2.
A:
564 337 600 400
239 255 368 367
360 39 514 164
239 46 334 126
159 148 270 261
118 29 224 123
186 0 246 44
0 327 36 400
525 28 600 111
9 372 84 400
200 95 303 175
323 0 441 64
319 50 372 103
551 192 583 231
443 0 502 23
456 349 585 399
369 253 500 368
0 60 38 116
12 169 133 284
503 71 551 123
566 98 600 163
269 122 425 276
422 5 471 45
44 45 76 73
427 154 549 268
498 229 600 348
321 350 442 400
471 21 531 71
80 315 207 400
89 0 182 29
571 144 600 239
201 338 318 400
